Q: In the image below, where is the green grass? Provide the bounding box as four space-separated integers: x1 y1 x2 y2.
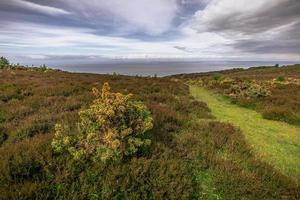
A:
190 85 300 179
194 169 224 200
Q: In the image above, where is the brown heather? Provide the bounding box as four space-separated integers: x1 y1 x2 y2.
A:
0 66 299 199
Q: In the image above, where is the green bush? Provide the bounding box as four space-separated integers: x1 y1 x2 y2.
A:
0 56 9 69
276 76 285 82
213 73 222 81
52 83 153 164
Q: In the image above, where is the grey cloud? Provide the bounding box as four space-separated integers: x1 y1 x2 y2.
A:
0 0 205 38
233 40 300 54
173 45 195 53
191 0 300 55
0 0 70 16
195 0 300 35
232 22 300 54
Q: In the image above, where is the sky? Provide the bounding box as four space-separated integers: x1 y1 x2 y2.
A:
0 0 300 65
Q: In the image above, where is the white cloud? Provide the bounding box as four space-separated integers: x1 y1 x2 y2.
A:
0 22 181 56
60 0 178 35
24 54 50 60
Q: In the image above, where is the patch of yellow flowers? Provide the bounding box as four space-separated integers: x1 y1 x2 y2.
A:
52 82 153 164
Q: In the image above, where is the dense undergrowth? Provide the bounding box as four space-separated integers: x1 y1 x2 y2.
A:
174 64 300 125
0 68 208 199
0 67 299 199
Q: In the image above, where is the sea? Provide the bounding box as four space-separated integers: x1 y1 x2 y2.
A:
52 60 299 77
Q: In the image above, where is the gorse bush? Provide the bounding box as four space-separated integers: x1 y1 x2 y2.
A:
52 83 153 164
227 81 271 99
247 82 271 98
196 76 271 100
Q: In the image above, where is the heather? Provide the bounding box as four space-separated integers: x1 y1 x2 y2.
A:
0 64 299 199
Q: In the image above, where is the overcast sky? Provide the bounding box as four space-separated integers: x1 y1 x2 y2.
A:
0 0 299 64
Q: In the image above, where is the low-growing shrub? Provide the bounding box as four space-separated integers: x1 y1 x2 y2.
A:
277 76 285 82
0 84 22 102
262 107 300 125
52 83 153 164
213 73 222 80
13 121 53 140
247 82 271 98
0 56 9 68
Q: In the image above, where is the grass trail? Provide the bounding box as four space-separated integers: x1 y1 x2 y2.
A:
190 85 300 178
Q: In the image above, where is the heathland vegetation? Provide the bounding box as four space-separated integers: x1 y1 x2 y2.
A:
0 59 299 199
190 86 300 178
177 65 300 125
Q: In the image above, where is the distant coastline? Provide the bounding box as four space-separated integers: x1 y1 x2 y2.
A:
51 60 299 77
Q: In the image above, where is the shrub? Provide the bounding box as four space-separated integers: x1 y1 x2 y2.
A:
0 84 22 102
276 76 285 82
226 81 270 99
213 73 222 81
52 83 153 164
262 107 300 125
0 56 9 68
247 83 271 98
12 118 54 140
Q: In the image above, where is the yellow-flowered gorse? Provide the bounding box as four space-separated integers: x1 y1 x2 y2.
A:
52 82 153 164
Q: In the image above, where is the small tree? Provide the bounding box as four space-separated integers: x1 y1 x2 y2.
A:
0 57 9 69
52 83 153 164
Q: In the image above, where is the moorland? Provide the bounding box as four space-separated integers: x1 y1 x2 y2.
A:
0 59 300 199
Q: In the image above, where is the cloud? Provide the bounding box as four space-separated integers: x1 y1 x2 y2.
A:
232 22 300 54
57 0 178 36
0 0 70 16
0 20 237 58
192 0 300 34
174 46 192 52
186 0 300 56
0 21 186 58
0 0 299 62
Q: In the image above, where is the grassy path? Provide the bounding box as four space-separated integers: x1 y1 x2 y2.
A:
190 86 300 178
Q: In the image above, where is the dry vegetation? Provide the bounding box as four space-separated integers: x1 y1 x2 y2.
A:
0 66 299 199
